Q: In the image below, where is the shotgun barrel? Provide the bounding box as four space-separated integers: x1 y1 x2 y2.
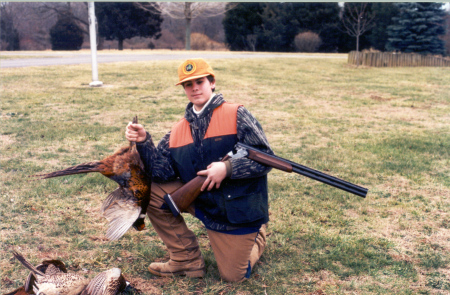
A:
235 143 368 198
164 143 368 217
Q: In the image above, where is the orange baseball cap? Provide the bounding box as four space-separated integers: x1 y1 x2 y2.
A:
175 58 215 86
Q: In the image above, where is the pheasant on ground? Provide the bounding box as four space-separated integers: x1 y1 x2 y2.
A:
12 251 90 295
11 251 131 295
4 257 68 295
32 116 152 241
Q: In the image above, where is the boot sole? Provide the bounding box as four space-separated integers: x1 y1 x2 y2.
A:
148 266 205 278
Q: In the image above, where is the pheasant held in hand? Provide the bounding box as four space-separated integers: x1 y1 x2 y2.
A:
32 116 152 241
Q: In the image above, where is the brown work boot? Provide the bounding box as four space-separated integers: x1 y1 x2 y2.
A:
148 257 205 278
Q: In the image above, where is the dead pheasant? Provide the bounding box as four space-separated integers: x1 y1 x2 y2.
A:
12 251 90 295
11 251 131 295
3 258 67 295
32 116 152 241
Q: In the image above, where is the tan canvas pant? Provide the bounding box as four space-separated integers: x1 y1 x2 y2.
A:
147 180 267 282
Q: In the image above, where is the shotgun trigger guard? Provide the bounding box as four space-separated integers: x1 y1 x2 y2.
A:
228 147 248 159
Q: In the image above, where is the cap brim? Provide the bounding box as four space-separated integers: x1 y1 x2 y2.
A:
175 74 211 86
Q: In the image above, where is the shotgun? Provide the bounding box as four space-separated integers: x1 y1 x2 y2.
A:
164 143 368 217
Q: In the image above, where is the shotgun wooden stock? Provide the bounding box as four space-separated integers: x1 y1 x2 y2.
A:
164 175 206 216
163 154 231 217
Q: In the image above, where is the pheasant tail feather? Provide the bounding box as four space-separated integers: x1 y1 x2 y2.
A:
31 162 103 179
12 251 45 277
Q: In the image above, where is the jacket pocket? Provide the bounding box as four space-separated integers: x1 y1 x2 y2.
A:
225 192 266 224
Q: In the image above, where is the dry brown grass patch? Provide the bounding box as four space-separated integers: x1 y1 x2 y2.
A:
1 134 16 147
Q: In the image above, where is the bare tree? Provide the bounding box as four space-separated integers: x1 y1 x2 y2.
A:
246 34 257 52
2 2 55 50
137 2 234 50
192 13 226 43
0 2 90 50
33 2 89 34
341 3 375 52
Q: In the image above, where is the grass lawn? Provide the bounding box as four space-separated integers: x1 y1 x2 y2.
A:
1 53 449 294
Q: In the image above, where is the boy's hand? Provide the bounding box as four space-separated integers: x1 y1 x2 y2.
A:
125 122 147 143
198 162 227 191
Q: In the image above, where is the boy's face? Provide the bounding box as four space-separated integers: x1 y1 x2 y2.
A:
183 77 215 111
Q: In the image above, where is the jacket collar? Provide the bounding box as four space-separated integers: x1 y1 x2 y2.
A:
185 93 225 123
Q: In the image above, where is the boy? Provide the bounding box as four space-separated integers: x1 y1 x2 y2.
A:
125 58 272 282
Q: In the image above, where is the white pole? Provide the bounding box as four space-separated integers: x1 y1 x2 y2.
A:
88 2 103 87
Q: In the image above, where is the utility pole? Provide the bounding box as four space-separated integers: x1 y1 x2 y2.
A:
88 2 103 87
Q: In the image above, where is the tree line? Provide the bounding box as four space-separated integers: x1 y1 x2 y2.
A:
224 2 448 55
1 2 449 56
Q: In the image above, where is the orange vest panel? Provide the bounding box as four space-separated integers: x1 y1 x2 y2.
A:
204 103 241 139
169 102 241 148
169 118 193 148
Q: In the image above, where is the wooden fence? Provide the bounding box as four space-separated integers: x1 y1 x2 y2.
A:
348 51 450 67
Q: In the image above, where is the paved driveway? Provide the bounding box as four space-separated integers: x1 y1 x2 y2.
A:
0 51 346 68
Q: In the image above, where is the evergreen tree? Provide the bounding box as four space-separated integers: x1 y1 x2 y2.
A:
223 3 264 51
289 3 342 52
50 14 84 50
96 2 162 50
443 10 450 56
367 3 400 51
223 2 343 52
257 3 297 52
387 2 446 55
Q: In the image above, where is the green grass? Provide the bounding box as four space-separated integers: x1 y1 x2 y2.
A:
1 52 449 294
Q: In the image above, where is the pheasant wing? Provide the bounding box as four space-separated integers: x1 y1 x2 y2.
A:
86 268 126 295
24 272 37 293
101 187 124 213
101 188 141 241
40 259 67 274
85 271 106 295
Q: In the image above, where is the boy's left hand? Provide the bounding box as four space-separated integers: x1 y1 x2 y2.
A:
198 162 227 191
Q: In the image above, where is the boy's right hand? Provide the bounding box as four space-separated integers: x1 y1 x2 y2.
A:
125 122 147 143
